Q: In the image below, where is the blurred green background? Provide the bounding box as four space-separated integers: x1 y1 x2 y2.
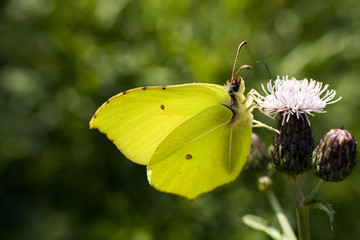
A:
1 0 360 239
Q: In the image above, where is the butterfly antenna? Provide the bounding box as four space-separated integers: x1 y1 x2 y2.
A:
243 60 272 80
231 41 248 84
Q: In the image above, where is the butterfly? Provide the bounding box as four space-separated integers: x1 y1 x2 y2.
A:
89 41 268 199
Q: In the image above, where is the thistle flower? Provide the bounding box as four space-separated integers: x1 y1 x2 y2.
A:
254 76 341 125
313 128 357 182
254 76 341 175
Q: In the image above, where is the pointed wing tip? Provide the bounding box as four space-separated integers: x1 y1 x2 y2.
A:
89 119 97 130
89 111 98 128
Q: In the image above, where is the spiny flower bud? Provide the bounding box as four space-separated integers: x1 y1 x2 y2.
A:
312 128 357 182
245 133 270 176
272 114 315 175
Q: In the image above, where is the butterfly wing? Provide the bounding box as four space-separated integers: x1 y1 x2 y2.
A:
89 83 231 165
147 104 253 199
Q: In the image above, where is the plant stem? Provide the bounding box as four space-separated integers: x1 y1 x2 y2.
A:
304 180 328 204
266 190 297 240
289 176 310 240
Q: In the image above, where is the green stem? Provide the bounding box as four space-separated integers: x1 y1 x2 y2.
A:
266 190 297 240
289 176 310 240
304 180 328 204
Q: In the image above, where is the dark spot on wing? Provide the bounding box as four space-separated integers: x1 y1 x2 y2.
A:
106 100 110 104
123 91 127 95
160 105 165 110
162 86 166 90
186 154 193 160
93 114 97 118
142 87 147 90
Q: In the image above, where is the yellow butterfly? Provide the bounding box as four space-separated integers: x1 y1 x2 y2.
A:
90 41 267 199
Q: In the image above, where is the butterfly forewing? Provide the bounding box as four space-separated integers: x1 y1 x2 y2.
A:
89 84 231 165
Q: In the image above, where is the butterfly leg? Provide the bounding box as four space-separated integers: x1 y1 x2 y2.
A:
252 120 279 133
244 90 279 133
246 89 275 120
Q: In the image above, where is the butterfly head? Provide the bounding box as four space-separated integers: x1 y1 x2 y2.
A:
230 64 251 93
228 41 251 95
226 41 251 105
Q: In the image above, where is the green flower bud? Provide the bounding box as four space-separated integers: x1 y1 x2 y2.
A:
312 128 357 182
245 133 271 176
272 114 314 175
257 175 273 191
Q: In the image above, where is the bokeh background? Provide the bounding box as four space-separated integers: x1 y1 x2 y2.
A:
1 0 360 239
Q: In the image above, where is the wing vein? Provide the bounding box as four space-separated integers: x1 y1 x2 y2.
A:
228 127 233 171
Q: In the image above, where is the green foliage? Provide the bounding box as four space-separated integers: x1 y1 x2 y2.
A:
0 0 359 239
308 200 335 231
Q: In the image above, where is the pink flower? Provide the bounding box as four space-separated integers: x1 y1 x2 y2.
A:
254 76 341 125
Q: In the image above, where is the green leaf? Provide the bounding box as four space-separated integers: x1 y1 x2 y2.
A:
241 214 284 240
308 200 335 230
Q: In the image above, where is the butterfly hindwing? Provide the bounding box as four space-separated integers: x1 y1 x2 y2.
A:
147 105 253 199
